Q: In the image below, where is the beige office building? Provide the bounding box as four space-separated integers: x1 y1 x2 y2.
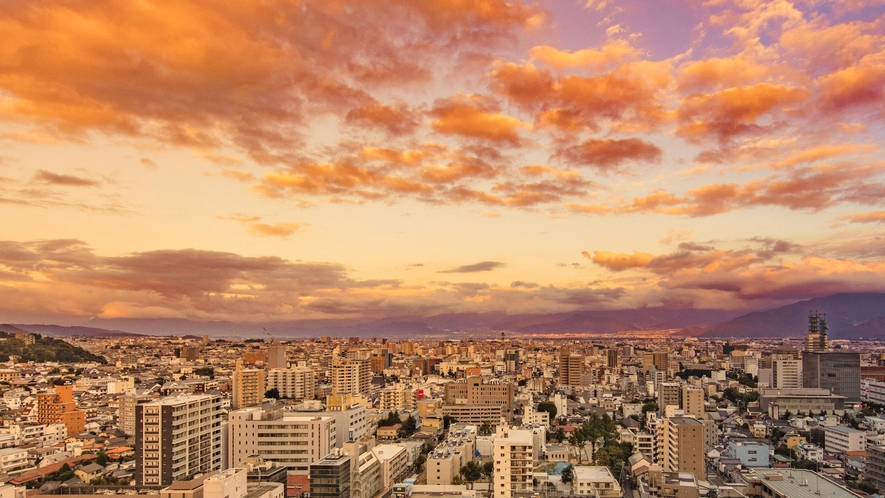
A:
331 359 371 396
445 376 513 416
266 366 316 400
228 405 336 474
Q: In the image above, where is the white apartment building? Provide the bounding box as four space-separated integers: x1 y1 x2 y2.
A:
135 393 224 486
493 426 533 498
572 466 622 498
293 401 368 447
372 444 411 491
0 448 29 475
825 425 867 454
862 379 885 405
266 367 316 400
228 406 336 474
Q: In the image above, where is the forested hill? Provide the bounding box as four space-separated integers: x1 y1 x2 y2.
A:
0 329 106 364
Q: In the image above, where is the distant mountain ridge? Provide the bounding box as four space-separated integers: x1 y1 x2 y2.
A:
700 292 885 339
4 292 885 339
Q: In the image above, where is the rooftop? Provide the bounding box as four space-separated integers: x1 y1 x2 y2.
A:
749 469 857 498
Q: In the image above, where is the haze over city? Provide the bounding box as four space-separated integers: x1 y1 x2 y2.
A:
2 0 885 331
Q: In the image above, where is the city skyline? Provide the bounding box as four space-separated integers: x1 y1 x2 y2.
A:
2 1 885 324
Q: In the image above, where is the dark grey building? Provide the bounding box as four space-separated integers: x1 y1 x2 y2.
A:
802 352 861 402
135 393 224 486
310 453 351 498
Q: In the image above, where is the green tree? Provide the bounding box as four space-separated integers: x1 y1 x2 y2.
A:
537 401 558 419
399 414 417 438
482 461 494 478
596 442 634 477
95 451 111 466
265 388 280 399
56 463 74 481
642 401 658 416
443 415 457 429
460 461 483 483
478 421 493 436
553 427 566 443
414 454 426 472
561 464 574 484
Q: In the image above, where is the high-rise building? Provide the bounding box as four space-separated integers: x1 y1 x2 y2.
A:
868 445 885 494
135 393 223 486
231 361 266 410
656 416 705 477
805 311 829 352
658 382 682 415
36 384 85 437
643 352 669 377
493 426 534 498
803 352 861 402
559 347 584 388
503 349 520 373
310 453 352 498
266 366 315 400
267 342 287 369
118 394 152 436
681 385 705 418
228 406 336 473
772 359 803 389
180 345 200 361
331 359 371 396
606 349 618 368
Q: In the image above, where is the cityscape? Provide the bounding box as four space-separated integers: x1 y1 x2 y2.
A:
0 314 880 498
2 1 885 498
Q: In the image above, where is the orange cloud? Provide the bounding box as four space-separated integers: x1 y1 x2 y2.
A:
677 56 780 93
219 214 304 238
248 223 303 237
429 94 530 144
33 170 99 187
842 211 885 224
0 0 542 162
345 103 420 136
677 83 809 143
489 60 672 134
816 63 885 112
556 138 662 171
529 40 637 71
585 250 655 271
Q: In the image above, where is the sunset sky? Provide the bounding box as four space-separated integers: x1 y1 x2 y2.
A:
2 0 885 324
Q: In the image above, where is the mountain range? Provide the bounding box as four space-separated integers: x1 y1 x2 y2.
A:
4 292 885 340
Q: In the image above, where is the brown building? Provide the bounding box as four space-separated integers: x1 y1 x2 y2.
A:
643 352 669 376
656 416 705 478
444 376 513 417
370 355 386 374
559 347 584 388
36 384 85 436
606 349 618 368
